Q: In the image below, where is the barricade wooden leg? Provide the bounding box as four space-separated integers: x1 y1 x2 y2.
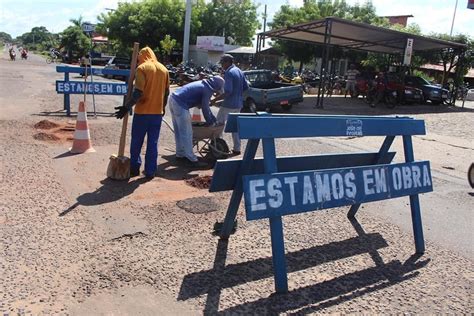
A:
220 139 259 239
64 73 71 116
262 138 288 293
403 135 425 254
347 135 395 219
270 216 288 293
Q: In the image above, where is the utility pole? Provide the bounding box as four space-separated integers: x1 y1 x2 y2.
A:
262 4 267 48
450 0 459 36
183 0 192 63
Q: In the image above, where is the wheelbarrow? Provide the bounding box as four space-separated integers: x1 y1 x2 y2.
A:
192 122 229 162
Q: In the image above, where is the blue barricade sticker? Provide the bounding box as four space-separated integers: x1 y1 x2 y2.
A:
243 161 432 220
56 81 127 95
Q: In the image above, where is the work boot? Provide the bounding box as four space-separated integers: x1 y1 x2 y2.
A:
186 159 208 169
130 168 140 177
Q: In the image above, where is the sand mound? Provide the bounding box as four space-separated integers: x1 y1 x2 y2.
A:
185 175 212 189
33 132 61 141
34 120 61 130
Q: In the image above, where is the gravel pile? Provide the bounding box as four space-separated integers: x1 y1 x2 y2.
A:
33 131 60 141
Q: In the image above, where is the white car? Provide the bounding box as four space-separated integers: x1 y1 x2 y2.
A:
466 88 474 101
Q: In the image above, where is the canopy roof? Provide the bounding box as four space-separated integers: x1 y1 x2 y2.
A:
259 17 466 54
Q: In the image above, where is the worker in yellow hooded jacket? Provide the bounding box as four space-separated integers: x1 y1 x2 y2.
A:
115 47 170 179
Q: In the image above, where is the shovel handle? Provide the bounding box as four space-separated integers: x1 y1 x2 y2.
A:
118 42 140 157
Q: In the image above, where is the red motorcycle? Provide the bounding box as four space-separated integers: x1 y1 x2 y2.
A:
365 75 398 108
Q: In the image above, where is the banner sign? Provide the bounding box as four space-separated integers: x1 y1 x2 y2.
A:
56 81 127 95
403 38 414 65
196 36 225 51
243 161 432 220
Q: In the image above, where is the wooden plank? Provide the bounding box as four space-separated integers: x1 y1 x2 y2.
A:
56 65 130 76
210 152 396 192
224 113 416 133
236 116 426 139
242 161 433 221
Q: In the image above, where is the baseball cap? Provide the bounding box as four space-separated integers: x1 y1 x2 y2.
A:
203 75 224 93
220 54 234 63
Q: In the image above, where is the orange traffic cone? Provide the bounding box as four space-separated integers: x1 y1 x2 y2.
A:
70 101 95 154
191 107 203 122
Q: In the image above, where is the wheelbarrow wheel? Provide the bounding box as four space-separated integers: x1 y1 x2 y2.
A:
206 138 229 161
468 163 474 189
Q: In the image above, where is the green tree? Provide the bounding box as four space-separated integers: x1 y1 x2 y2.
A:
422 33 473 85
60 17 91 61
0 31 13 43
160 34 177 62
16 26 57 51
97 0 259 58
270 0 386 71
361 23 425 72
197 0 259 46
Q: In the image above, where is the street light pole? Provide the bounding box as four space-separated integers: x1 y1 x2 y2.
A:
450 0 459 37
183 0 192 63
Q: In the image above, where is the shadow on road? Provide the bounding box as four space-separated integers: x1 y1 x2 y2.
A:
178 217 430 314
295 95 474 116
157 154 211 181
59 177 150 216
33 110 114 118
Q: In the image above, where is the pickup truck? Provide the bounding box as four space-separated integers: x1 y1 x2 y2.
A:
243 70 304 112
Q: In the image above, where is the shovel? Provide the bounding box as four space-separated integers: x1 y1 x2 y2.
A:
107 42 140 180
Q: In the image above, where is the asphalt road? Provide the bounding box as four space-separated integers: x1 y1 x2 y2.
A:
1 48 473 261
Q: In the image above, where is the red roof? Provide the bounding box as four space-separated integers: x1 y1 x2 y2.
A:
92 35 108 43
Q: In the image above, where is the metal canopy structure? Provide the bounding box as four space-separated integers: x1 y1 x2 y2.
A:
256 16 467 108
258 16 465 54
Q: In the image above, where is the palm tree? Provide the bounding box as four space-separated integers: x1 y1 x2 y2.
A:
69 16 84 28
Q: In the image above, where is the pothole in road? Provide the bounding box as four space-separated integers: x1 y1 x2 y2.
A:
176 196 220 214
185 175 212 189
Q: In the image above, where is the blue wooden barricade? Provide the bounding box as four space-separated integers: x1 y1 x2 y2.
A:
56 66 131 116
210 113 433 294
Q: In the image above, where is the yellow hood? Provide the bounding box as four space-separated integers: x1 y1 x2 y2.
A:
138 47 158 65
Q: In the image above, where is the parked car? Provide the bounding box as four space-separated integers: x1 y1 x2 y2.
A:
103 56 131 80
243 70 304 112
385 73 424 105
404 75 449 105
466 88 474 101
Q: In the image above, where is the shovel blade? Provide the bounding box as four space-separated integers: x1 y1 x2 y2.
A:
107 154 130 180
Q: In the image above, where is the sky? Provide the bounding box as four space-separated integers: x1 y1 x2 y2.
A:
0 0 473 40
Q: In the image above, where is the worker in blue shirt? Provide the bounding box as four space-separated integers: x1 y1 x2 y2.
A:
168 76 224 167
212 54 248 155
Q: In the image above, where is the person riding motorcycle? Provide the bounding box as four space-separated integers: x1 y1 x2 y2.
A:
9 47 16 61
21 48 28 60
369 72 388 107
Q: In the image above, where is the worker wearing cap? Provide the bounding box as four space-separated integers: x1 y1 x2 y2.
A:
168 76 224 167
212 54 248 155
115 47 170 179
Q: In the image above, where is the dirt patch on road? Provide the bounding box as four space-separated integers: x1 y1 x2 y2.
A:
176 196 220 214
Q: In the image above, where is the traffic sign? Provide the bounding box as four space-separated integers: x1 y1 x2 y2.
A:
56 81 127 95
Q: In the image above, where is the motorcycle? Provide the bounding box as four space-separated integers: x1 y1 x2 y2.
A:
9 50 16 61
21 50 28 60
365 78 398 108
